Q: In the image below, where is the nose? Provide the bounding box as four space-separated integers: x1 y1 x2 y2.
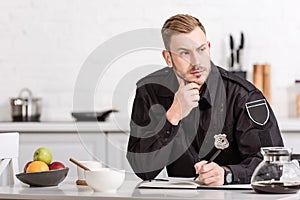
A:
190 51 201 67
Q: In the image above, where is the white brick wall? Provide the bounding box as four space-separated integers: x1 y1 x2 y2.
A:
1 0 300 121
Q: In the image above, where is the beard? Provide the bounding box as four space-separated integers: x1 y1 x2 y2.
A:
172 62 209 85
169 53 210 85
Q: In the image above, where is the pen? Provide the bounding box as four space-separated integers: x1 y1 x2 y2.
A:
148 179 169 182
193 149 222 181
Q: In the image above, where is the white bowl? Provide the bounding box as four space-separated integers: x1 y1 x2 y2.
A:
85 168 125 192
77 161 102 181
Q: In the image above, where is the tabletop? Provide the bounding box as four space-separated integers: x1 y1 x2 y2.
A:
0 178 300 200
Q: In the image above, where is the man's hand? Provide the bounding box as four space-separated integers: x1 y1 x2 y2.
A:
166 79 201 125
194 161 225 186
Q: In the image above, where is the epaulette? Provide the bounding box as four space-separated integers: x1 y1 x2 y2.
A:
217 66 256 92
137 67 171 87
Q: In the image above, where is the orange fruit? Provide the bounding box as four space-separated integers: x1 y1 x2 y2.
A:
26 161 49 173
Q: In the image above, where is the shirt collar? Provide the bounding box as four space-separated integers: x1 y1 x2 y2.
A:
199 62 219 109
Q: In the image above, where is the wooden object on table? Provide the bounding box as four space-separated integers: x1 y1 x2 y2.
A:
69 158 91 171
253 63 271 103
253 64 264 92
262 64 271 103
69 158 91 186
76 179 87 185
297 94 300 118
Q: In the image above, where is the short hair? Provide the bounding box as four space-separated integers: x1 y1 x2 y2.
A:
161 14 206 50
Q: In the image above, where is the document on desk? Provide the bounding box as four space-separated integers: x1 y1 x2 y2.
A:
138 177 252 190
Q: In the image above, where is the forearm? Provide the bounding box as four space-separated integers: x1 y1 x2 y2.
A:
127 116 180 180
227 156 262 184
166 97 183 125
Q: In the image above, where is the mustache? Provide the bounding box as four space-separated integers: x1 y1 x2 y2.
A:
191 64 206 71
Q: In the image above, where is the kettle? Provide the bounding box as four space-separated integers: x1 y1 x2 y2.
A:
10 88 41 122
251 147 300 194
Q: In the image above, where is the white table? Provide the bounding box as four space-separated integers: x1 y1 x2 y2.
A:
0 179 299 200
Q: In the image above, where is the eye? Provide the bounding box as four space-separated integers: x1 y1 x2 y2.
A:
180 51 190 56
199 47 206 52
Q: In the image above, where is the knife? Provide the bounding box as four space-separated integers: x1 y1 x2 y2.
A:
229 34 234 70
236 32 244 70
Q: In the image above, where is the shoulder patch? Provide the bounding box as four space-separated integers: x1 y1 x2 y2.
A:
245 99 270 126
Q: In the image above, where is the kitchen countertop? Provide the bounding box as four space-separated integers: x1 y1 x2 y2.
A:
0 121 129 133
0 178 298 200
0 118 299 133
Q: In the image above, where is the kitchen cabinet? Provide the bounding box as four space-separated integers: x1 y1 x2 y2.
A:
19 132 106 178
106 133 167 180
0 122 121 178
278 118 300 153
106 133 137 180
281 132 300 153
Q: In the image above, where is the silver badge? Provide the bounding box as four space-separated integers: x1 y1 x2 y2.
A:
245 99 270 126
214 134 229 150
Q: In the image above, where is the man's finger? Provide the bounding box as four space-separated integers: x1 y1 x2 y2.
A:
194 160 207 173
201 176 220 186
190 102 198 108
192 95 200 102
187 82 201 90
200 162 217 173
192 89 200 95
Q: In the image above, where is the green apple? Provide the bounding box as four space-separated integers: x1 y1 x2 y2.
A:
33 147 52 165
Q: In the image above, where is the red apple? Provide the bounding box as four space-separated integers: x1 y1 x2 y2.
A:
49 161 65 170
24 161 32 173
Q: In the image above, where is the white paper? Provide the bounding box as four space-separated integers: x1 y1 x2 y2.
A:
138 177 252 190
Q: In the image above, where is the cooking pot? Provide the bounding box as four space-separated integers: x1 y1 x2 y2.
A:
10 88 41 122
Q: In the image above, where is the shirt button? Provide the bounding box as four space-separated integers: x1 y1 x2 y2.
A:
166 130 171 135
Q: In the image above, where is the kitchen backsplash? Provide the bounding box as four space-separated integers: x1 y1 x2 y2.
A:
1 0 300 121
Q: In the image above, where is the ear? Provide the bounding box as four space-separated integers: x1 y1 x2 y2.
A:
206 41 211 56
207 41 211 49
162 50 173 68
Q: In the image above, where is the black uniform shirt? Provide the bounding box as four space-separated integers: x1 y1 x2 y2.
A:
127 63 284 184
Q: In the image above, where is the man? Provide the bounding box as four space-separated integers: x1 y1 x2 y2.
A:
127 14 283 186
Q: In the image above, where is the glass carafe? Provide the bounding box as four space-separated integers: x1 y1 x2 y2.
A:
251 147 300 194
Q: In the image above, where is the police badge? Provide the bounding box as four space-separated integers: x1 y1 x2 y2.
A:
245 99 270 126
214 134 229 150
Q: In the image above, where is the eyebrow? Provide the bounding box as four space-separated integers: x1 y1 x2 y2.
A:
176 42 207 51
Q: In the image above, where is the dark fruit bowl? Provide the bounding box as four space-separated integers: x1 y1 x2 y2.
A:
16 168 69 187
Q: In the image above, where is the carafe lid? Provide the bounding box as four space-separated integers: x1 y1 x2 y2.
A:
262 147 291 156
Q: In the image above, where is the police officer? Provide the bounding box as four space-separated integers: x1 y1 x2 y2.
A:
126 14 283 186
